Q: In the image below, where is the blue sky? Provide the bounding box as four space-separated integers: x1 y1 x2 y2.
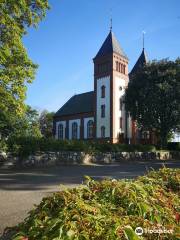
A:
24 0 180 112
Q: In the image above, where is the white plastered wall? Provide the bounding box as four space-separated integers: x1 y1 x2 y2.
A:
69 119 81 140
114 76 126 139
96 76 110 138
84 117 94 139
55 121 66 139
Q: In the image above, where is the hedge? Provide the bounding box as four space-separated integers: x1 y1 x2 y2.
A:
6 137 158 157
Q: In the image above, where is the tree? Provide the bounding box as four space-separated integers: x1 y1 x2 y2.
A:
18 105 42 138
5 105 41 139
39 110 54 138
0 0 49 138
125 58 180 147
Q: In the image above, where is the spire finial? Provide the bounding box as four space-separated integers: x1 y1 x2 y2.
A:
142 30 146 49
110 17 112 31
110 8 112 31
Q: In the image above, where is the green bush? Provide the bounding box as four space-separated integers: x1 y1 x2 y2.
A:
7 136 40 157
7 137 157 157
11 168 180 240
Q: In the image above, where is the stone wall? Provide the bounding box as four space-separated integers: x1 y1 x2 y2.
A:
0 151 179 168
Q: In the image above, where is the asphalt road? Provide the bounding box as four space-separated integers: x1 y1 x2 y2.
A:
0 160 180 238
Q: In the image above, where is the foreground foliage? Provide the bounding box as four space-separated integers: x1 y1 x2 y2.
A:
11 168 180 239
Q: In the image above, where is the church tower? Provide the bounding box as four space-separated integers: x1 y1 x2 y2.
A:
93 30 129 143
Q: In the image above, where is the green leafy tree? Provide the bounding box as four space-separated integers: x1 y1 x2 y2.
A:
8 105 41 138
125 58 180 147
0 0 49 138
39 110 54 138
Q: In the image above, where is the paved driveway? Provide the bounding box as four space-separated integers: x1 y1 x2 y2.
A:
0 160 179 238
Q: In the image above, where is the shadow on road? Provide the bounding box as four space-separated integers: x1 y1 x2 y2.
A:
0 160 179 191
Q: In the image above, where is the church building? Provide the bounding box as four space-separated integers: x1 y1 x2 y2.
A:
53 29 149 143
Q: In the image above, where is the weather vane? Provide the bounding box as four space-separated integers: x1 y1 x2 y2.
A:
142 30 146 49
110 8 112 31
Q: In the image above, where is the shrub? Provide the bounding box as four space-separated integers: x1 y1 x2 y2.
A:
7 137 157 157
7 136 40 157
11 168 180 240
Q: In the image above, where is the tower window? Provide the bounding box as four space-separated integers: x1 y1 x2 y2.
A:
101 105 105 118
101 126 105 138
101 85 106 98
119 63 121 72
122 64 125 74
116 61 118 71
120 117 123 129
119 98 123 110
97 62 109 74
58 124 64 140
72 122 78 139
87 120 93 139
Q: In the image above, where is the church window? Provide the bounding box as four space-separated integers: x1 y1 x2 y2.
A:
143 131 150 139
121 64 125 74
101 104 105 118
87 120 93 138
119 98 123 110
98 62 109 74
72 122 78 139
120 117 123 129
101 85 105 98
58 124 64 140
101 126 105 138
116 61 118 71
119 63 121 72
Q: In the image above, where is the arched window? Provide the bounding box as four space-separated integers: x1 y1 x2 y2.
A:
101 85 105 98
101 104 105 118
87 120 94 139
58 124 63 140
72 122 78 139
143 131 150 139
119 98 123 110
116 61 118 71
119 63 121 72
124 65 126 74
120 117 123 129
101 126 105 138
